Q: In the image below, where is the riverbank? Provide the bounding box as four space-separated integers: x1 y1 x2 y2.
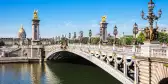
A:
0 57 45 63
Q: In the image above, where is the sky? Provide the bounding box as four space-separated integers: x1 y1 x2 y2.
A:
0 0 168 38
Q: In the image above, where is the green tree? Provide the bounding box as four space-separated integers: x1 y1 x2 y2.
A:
91 37 100 44
158 32 168 43
137 32 145 44
0 41 5 46
125 36 133 45
107 37 114 45
81 37 89 44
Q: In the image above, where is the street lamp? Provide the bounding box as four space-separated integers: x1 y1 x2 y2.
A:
89 29 92 45
113 25 118 51
73 32 76 44
79 31 83 47
133 23 139 53
122 32 126 51
69 33 71 44
141 0 162 41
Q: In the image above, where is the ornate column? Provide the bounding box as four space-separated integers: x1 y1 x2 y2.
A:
32 10 40 45
100 16 108 45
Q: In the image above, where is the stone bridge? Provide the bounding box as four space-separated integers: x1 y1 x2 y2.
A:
2 44 168 84
44 44 134 84
43 44 168 84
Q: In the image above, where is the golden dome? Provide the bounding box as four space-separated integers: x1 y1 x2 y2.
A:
18 24 26 39
18 24 24 33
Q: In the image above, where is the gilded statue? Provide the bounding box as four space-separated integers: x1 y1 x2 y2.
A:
33 10 38 19
101 15 107 22
144 22 159 41
153 22 159 40
144 27 150 40
149 26 154 41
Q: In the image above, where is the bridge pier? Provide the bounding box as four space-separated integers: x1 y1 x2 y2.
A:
30 44 44 62
20 44 44 62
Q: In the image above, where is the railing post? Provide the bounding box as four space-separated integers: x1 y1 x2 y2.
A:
134 60 138 84
124 56 127 77
115 58 118 69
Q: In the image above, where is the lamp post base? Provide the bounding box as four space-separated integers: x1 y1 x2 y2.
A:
102 41 108 45
150 40 160 44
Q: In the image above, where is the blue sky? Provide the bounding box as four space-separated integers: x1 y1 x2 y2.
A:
0 0 168 38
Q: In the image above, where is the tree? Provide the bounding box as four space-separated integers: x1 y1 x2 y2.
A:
158 32 168 43
91 37 100 44
125 36 133 45
0 41 5 46
107 37 114 45
137 32 145 44
81 37 89 44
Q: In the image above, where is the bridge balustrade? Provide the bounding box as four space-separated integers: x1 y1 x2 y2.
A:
151 48 168 58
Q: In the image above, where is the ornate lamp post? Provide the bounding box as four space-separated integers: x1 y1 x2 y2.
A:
113 25 118 51
73 32 76 44
79 31 83 47
122 32 126 51
133 23 139 53
89 29 92 45
141 0 162 42
69 33 71 44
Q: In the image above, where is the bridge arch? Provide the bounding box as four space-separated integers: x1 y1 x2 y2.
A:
45 48 133 84
159 78 168 84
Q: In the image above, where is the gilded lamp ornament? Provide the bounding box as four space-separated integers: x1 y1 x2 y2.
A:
101 16 107 22
33 10 38 20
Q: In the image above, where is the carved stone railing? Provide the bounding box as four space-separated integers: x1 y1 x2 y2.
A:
151 47 168 58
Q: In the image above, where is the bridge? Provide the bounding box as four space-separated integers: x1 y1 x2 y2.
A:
45 44 134 84
1 43 168 84
42 44 167 84
0 0 167 83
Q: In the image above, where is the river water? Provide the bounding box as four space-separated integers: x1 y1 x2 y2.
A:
0 62 121 84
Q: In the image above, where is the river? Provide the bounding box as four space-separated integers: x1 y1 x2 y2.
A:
0 62 121 84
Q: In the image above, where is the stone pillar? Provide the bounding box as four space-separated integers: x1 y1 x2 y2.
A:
141 42 160 57
32 20 40 41
100 22 108 44
32 10 40 45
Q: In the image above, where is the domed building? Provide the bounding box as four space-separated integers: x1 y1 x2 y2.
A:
18 24 27 45
18 24 26 39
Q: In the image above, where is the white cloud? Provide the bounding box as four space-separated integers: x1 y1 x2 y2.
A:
91 23 99 28
64 21 77 28
131 19 135 22
158 23 168 28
